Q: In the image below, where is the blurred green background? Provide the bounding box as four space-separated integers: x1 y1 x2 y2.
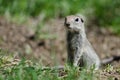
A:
0 0 120 34
0 1 120 79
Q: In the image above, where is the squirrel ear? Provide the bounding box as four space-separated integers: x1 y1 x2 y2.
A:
81 18 84 23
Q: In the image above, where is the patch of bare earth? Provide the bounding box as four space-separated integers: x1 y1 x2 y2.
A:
0 17 120 79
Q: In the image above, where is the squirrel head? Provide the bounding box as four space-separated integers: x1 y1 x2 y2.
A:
64 15 84 33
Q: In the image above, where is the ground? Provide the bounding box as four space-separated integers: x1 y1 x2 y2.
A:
0 17 120 79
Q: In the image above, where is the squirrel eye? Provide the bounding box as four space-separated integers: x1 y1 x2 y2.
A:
75 18 79 22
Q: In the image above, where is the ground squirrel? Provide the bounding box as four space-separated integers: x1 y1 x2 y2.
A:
64 15 120 70
42 15 120 71
64 15 101 70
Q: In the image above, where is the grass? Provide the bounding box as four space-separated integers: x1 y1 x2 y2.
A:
0 49 96 80
0 49 120 80
0 0 88 18
35 23 57 40
1 57 119 80
91 0 120 35
0 0 120 35
0 0 120 79
0 58 96 80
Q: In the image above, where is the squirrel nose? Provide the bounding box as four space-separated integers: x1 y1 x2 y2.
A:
65 23 70 27
64 17 70 27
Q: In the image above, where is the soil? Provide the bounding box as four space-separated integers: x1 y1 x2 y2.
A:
0 16 120 79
